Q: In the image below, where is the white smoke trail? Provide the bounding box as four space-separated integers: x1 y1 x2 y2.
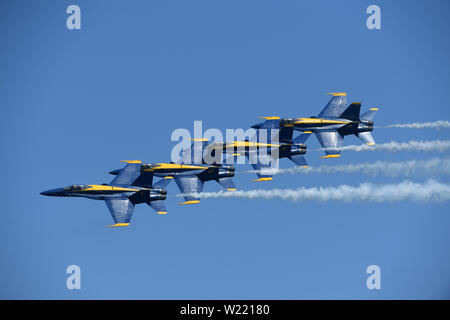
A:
245 158 450 178
182 180 450 203
319 140 450 153
379 120 450 129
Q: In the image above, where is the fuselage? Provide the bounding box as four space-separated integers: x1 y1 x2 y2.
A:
285 116 374 135
40 184 166 201
141 163 235 181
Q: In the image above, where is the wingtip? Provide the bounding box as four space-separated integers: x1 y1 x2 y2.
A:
366 143 376 146
227 188 237 191
252 177 273 182
157 211 167 214
108 223 130 227
259 116 280 120
120 160 141 164
320 154 341 159
178 200 200 205
326 92 347 96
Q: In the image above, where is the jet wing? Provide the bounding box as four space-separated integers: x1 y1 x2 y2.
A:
317 93 347 118
105 198 135 227
109 161 143 186
315 131 343 158
175 175 204 204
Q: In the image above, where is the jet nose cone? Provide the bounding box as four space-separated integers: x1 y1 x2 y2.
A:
40 188 65 197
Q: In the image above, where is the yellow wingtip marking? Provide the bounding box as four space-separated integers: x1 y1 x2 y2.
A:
178 200 200 205
227 188 237 191
321 154 341 159
163 176 174 179
369 108 379 111
252 177 273 182
157 211 167 215
232 153 241 156
303 131 313 134
259 116 280 120
108 223 130 227
327 92 347 96
366 143 376 146
120 160 141 164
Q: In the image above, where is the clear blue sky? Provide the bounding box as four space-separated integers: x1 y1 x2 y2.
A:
1 0 449 299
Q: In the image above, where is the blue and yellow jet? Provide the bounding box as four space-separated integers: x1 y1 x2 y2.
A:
110 140 236 205
281 93 379 158
207 119 310 181
41 161 169 227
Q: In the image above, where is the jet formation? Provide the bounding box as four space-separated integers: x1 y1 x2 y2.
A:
41 93 379 226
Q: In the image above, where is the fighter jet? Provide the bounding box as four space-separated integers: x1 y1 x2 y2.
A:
41 161 169 227
281 93 378 158
110 140 236 205
207 118 310 181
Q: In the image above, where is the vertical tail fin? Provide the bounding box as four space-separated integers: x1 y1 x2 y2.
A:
292 132 312 144
339 102 361 121
360 108 379 121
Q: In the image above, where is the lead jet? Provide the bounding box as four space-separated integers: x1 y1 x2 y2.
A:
282 93 379 158
110 140 236 205
41 161 169 227
207 118 310 181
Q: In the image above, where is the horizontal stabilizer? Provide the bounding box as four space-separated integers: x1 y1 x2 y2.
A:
356 131 376 145
288 155 308 167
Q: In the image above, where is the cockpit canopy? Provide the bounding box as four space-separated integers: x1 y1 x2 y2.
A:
141 164 158 169
63 184 88 191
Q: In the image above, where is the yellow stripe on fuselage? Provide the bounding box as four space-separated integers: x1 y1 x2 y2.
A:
142 163 208 172
79 185 142 192
223 141 280 148
293 118 348 125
